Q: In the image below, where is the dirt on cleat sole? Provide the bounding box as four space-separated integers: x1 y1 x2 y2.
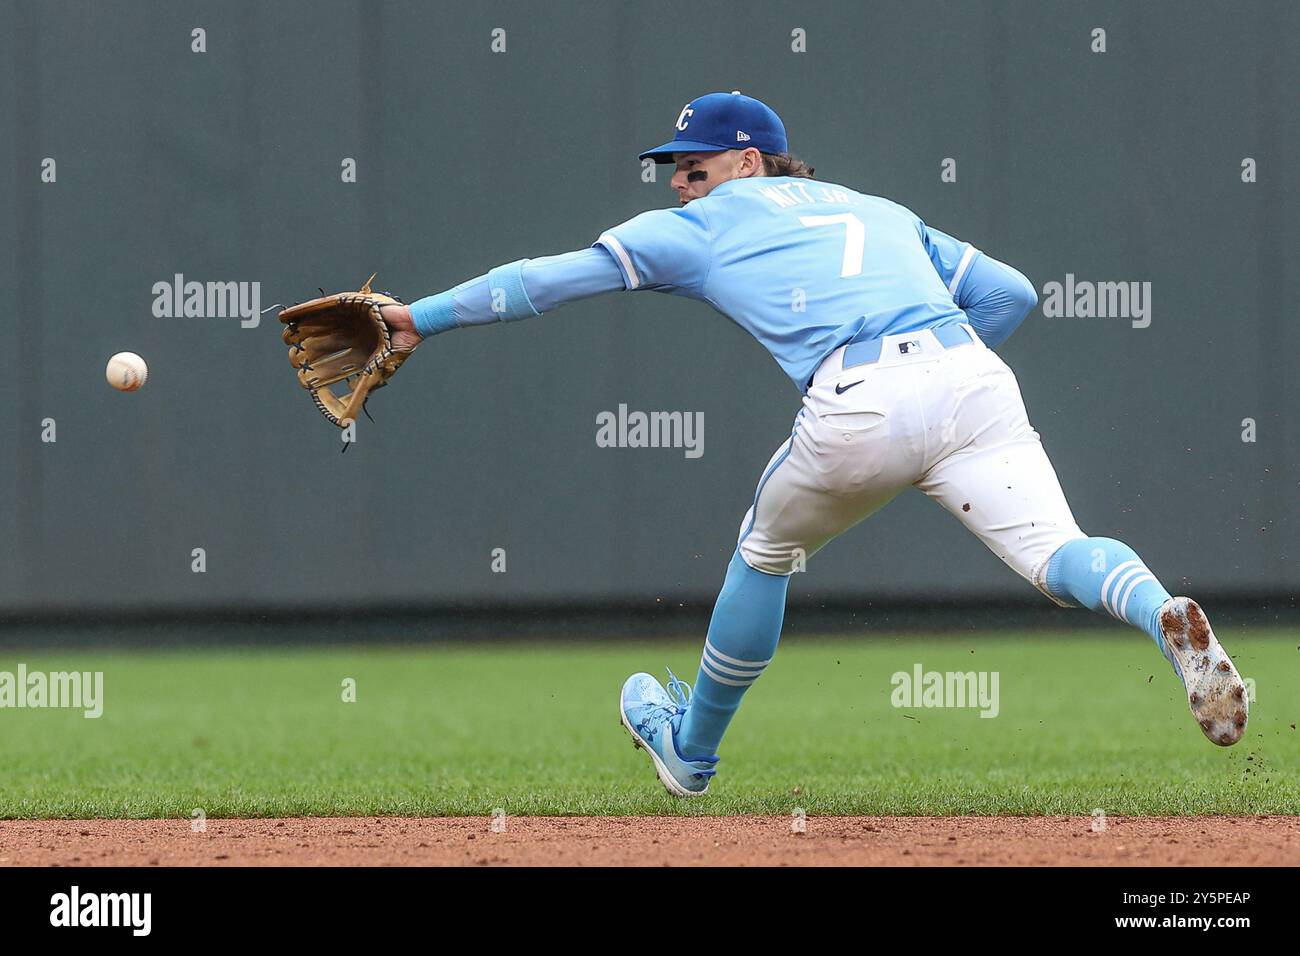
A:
1160 597 1249 746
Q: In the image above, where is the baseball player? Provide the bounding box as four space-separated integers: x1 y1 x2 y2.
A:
379 92 1248 797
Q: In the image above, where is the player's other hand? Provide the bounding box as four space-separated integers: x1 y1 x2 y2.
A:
379 303 423 351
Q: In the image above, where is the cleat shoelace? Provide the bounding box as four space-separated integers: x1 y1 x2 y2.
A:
664 667 692 712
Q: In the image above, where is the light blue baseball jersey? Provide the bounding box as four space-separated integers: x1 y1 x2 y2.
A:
594 176 981 389
409 176 1037 389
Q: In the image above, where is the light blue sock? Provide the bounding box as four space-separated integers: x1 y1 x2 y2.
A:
1044 537 1173 654
677 550 789 758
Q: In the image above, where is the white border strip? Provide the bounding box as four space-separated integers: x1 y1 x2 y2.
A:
598 233 640 290
947 245 979 296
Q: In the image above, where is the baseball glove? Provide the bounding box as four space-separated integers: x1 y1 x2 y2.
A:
278 274 417 428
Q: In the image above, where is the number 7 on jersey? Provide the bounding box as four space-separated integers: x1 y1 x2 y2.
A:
799 213 866 278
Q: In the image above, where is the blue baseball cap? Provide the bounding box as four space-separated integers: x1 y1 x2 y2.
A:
639 91 788 163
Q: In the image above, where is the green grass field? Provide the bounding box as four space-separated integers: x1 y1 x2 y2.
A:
0 632 1295 818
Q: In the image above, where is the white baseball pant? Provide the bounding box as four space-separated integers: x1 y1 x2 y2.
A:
737 324 1086 600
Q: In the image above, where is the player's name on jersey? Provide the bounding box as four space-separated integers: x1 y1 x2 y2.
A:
756 181 858 209
595 404 704 459
1040 273 1152 328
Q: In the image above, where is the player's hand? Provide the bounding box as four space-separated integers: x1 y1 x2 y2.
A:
379 303 423 351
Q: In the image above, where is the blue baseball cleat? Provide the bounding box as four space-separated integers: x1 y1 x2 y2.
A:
619 669 720 797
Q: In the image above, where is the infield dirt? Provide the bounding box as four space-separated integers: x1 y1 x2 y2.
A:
2 816 1296 866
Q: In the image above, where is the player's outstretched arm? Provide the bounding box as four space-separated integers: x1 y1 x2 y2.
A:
380 247 626 347
384 204 711 344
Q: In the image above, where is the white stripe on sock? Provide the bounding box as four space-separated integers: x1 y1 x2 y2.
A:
701 650 768 680
1099 560 1140 613
699 658 757 687
1117 573 1156 625
1104 572 1144 618
1108 567 1152 619
1105 571 1148 620
703 640 771 669
1101 562 1143 618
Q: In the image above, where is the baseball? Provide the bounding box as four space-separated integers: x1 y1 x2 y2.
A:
106 351 148 391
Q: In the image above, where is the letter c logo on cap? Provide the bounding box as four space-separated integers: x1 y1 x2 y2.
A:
675 104 694 131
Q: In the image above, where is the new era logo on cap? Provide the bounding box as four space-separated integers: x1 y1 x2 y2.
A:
639 91 789 162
